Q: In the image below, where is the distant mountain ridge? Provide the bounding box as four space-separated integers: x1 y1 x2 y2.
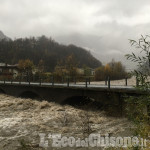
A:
0 31 10 41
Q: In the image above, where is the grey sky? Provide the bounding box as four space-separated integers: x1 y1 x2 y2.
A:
1 0 150 69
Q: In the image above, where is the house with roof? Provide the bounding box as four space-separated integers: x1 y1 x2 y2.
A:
0 63 19 79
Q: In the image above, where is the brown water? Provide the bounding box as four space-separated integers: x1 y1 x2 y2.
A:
0 94 133 150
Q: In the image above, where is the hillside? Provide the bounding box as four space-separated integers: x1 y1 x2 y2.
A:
0 35 102 71
0 31 10 41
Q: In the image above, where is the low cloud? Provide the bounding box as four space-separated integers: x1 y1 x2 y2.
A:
0 0 150 69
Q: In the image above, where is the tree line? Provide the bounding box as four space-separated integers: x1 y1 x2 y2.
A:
0 36 102 72
16 58 127 82
95 59 127 81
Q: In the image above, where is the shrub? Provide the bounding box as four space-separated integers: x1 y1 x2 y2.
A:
125 35 150 148
95 60 127 81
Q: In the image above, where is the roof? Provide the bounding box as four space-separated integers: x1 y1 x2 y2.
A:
0 63 18 69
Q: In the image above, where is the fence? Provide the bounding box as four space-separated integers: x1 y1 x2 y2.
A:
0 75 139 89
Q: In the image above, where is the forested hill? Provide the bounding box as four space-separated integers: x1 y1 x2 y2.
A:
0 35 102 71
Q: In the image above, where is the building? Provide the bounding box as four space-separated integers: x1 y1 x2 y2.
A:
77 68 95 76
76 68 84 75
91 69 95 76
0 63 19 79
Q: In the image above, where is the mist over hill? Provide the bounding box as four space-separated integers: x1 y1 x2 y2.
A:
0 31 10 41
0 34 102 71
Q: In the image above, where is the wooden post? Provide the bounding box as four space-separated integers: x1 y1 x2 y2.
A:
108 76 110 89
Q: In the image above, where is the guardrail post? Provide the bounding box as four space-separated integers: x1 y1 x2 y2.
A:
108 76 110 89
28 76 30 85
85 78 88 88
51 76 54 86
19 76 22 84
89 77 90 85
39 77 42 86
67 78 69 87
125 77 128 86
105 78 107 85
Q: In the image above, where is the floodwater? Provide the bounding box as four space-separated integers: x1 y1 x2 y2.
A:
0 94 133 150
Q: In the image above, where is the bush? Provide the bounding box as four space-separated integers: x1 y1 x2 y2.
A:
95 60 127 81
125 35 150 146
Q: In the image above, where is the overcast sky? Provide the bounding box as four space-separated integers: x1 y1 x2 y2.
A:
1 0 150 69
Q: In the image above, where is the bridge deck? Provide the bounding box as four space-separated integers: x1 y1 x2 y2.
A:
0 81 140 94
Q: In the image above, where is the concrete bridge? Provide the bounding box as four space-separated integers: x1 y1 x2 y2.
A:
0 81 142 114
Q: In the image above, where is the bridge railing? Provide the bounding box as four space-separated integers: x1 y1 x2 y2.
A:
0 75 139 89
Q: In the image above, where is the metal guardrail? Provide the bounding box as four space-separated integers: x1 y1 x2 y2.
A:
0 76 135 89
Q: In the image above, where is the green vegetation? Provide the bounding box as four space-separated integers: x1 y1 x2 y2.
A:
0 35 130 82
53 54 78 81
0 36 102 71
125 35 150 149
18 59 34 76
